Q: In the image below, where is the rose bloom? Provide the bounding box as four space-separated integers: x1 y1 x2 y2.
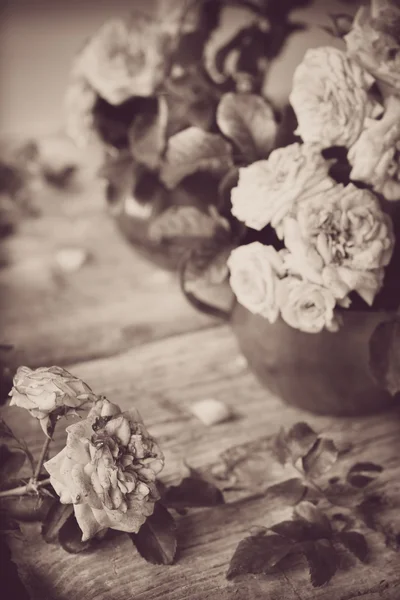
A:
230 143 334 234
283 183 394 304
345 4 400 96
45 398 164 541
73 18 169 105
289 46 380 149
9 366 95 434
228 242 287 322
278 276 340 334
348 95 400 201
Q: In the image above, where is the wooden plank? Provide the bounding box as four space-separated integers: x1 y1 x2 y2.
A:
0 179 216 368
3 325 400 600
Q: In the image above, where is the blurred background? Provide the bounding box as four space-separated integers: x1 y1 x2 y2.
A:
0 0 359 138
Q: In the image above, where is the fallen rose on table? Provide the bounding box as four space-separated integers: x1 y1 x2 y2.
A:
0 366 224 572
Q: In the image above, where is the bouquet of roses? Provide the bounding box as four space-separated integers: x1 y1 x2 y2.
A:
64 0 310 269
227 0 400 334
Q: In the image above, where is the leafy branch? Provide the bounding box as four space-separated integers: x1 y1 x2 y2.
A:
227 422 391 588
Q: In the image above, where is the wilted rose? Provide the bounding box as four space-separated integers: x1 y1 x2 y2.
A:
73 18 169 105
230 143 334 234
228 242 287 322
278 276 340 334
45 398 164 541
9 366 96 434
348 94 400 201
283 183 394 304
290 46 380 149
345 2 400 96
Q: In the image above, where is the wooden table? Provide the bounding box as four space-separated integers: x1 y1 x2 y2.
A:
1 169 400 600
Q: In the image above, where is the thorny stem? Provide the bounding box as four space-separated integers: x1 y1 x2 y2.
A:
32 423 55 484
0 477 51 499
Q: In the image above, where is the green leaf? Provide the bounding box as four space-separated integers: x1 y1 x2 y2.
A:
42 501 74 543
58 513 93 554
216 93 277 162
128 96 168 170
0 445 25 486
369 316 400 395
304 539 338 587
130 503 177 565
160 127 233 189
264 478 307 506
226 533 295 580
347 462 383 489
285 423 319 464
162 476 224 510
302 438 338 479
336 531 368 563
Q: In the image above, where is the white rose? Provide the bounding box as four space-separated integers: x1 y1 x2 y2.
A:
278 276 340 334
290 47 381 149
230 143 334 234
73 19 168 105
348 95 400 201
228 242 286 322
283 183 394 304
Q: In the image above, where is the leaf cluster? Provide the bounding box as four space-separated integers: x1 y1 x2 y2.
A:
227 422 388 588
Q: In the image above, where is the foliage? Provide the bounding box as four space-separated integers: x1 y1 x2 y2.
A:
227 421 395 588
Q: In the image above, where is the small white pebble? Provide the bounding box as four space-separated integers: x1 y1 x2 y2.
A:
55 248 88 272
190 398 232 426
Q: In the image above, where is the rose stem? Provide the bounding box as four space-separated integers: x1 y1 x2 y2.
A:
0 477 51 498
32 420 57 484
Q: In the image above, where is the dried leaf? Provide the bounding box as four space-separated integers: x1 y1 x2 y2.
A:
216 93 277 162
162 476 224 510
293 502 332 539
302 438 338 479
130 503 177 565
58 514 93 554
270 519 322 542
264 478 307 506
304 539 338 587
148 205 224 244
1 494 55 522
328 13 354 37
285 423 319 464
347 463 383 489
271 428 291 465
128 96 168 170
226 533 295 580
160 127 233 189
0 535 31 600
0 445 26 485
336 531 368 563
324 480 361 508
369 317 400 395
42 502 74 543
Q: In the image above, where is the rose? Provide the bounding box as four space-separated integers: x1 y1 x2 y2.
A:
73 18 169 105
44 398 164 541
289 46 381 149
230 143 334 234
283 183 394 304
278 277 340 334
345 2 400 95
348 95 400 201
228 242 286 322
9 366 96 434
